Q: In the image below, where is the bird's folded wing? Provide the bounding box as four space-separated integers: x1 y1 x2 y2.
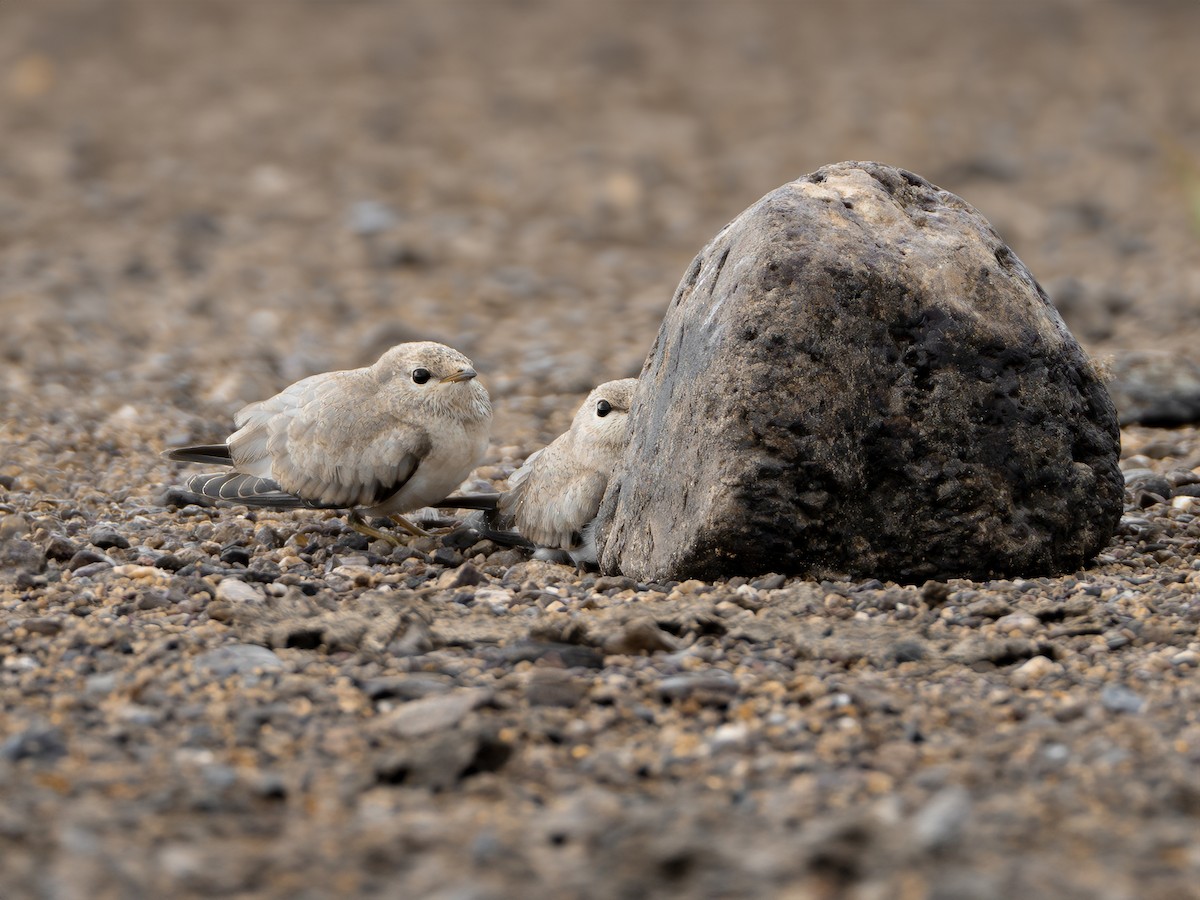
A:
495 446 546 529
504 459 607 551
186 472 321 508
505 448 543 489
229 372 342 477
263 393 432 508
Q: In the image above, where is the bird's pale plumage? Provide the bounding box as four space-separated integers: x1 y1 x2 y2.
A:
494 378 637 564
165 342 492 523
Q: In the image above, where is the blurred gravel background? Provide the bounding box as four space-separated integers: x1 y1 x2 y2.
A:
2 1 1200 897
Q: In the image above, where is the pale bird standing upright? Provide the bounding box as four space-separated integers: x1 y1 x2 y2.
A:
164 341 492 543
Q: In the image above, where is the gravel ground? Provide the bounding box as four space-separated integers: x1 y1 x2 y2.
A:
2 1 1200 897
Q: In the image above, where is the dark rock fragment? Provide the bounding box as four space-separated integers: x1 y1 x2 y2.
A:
21 617 63 635
220 545 252 566
65 548 110 571
43 534 79 562
602 618 681 655
890 639 928 663
158 486 217 509
497 640 604 669
244 559 280 583
0 539 46 583
372 727 511 790
446 562 485 588
88 527 129 550
431 547 464 568
333 532 370 553
1123 471 1172 502
441 526 481 551
362 675 454 701
153 553 187 571
0 723 67 762
525 669 589 707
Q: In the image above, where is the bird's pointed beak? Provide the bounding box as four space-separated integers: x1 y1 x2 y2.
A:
440 368 477 384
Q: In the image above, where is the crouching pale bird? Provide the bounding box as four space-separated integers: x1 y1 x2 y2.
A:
164 341 492 543
448 378 637 567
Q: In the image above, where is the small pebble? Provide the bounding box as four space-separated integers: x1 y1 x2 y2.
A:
602 618 680 655
376 688 491 739
1100 684 1145 715
657 670 738 703
44 535 79 561
89 527 130 550
215 579 264 604
66 549 111 571
431 547 464 568
72 561 114 578
193 644 284 678
21 617 63 635
220 546 252 566
912 787 972 850
0 724 67 762
1010 655 1061 687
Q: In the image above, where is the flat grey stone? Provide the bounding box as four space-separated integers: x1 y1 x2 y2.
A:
194 643 284 678
377 688 492 739
1100 683 1145 715
215 578 265 604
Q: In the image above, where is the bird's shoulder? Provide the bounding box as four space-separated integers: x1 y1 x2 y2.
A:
267 369 431 453
233 370 347 427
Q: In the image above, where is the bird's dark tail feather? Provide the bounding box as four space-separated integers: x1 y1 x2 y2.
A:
437 493 501 511
163 444 234 466
458 510 536 550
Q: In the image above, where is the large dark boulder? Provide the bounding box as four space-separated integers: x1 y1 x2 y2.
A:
596 161 1123 583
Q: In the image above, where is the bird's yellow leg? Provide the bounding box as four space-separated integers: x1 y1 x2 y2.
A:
347 511 404 546
389 514 431 537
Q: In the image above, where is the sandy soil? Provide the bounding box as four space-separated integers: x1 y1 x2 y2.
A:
2 1 1200 897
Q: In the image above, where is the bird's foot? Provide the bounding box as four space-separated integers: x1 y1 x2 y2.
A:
389 514 432 538
348 512 405 547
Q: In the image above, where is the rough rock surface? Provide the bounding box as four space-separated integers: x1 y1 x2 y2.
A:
598 162 1123 582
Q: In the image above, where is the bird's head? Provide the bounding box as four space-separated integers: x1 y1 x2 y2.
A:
570 377 638 454
375 341 492 422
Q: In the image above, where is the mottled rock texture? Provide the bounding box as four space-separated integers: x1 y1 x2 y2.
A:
598 161 1123 582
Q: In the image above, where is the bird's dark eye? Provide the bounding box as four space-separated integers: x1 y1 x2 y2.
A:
596 399 612 417
412 368 432 385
